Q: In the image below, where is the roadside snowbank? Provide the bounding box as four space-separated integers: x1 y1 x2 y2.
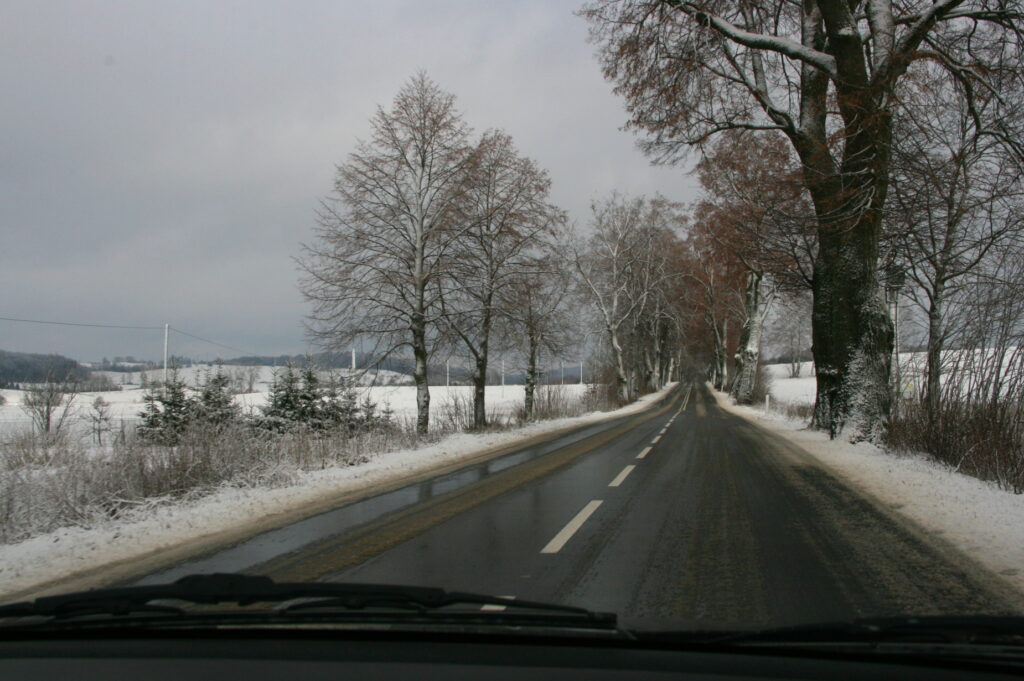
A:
0 384 675 601
711 388 1024 596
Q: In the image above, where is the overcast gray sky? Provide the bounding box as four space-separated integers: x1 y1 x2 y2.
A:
1 0 696 362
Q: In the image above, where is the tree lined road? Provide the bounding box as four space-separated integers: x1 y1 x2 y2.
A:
136 384 1016 629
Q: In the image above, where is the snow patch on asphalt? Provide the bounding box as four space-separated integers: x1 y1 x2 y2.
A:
711 388 1024 595
0 385 675 600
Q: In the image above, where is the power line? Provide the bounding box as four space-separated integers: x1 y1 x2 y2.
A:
0 315 163 331
0 314 259 358
168 327 255 358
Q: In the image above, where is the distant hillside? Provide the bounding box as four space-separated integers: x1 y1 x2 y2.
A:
0 349 87 387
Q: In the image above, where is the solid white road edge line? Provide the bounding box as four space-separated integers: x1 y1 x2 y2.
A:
637 446 653 460
540 500 603 554
608 464 636 487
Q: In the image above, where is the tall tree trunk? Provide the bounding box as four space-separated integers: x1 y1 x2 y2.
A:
925 289 944 421
412 314 430 435
471 304 492 430
772 2 909 442
810 222 893 441
732 269 771 404
798 56 895 441
610 330 629 404
524 326 538 420
642 349 654 392
473 356 487 429
711 319 728 391
646 323 663 391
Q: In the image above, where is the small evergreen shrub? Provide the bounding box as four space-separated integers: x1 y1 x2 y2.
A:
259 364 383 434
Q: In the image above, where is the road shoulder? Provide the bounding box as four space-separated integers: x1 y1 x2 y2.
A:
708 385 1024 605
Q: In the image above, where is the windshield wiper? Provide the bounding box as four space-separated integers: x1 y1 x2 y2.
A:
0 573 617 631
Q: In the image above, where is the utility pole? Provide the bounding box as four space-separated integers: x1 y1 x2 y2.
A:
446 360 450 388
560 360 564 385
580 360 584 385
501 358 505 396
351 347 356 371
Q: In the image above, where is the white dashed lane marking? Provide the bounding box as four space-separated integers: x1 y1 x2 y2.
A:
540 500 603 554
608 465 636 488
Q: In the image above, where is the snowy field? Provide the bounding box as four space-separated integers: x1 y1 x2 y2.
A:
764 361 817 405
0 384 673 601
0 364 587 437
764 353 925 407
765 348 1024 408
714 385 1024 598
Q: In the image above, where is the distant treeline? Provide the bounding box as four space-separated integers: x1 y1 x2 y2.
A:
96 356 192 372
0 349 88 387
221 353 580 385
222 352 401 370
222 352 420 374
0 348 583 389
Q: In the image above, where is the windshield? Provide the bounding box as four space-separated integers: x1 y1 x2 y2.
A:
1 0 1023 637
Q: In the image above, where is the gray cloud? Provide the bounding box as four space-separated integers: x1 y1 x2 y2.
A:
1 0 696 361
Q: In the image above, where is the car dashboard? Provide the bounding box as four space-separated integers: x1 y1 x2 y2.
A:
2 629 1022 681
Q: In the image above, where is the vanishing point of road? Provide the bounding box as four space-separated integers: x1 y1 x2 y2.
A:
136 383 1019 629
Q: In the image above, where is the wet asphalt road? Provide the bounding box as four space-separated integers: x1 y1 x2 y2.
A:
138 383 1017 629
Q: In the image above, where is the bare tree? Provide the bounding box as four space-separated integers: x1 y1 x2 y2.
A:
633 274 679 392
582 0 1024 439
21 376 78 439
300 73 473 434
573 194 685 403
437 130 563 428
679 226 746 391
768 290 814 379
696 132 817 290
888 64 1024 418
887 246 1024 492
501 253 576 420
695 132 815 402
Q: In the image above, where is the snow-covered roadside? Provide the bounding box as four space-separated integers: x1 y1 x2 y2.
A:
709 387 1024 596
0 384 676 602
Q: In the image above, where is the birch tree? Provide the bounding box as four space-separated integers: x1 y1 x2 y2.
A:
300 73 472 434
582 0 1024 439
573 194 685 402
